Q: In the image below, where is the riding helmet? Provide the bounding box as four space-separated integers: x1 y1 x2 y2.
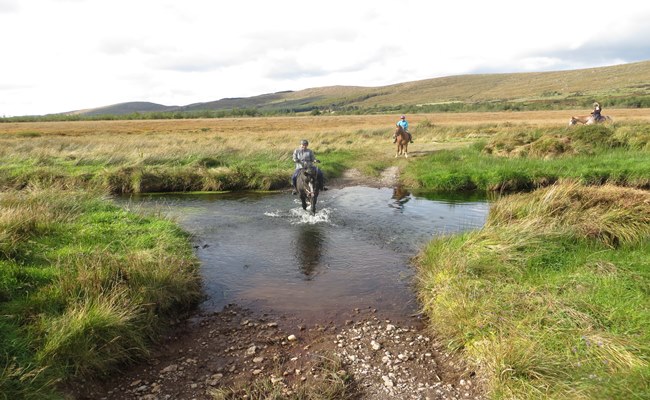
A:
301 139 309 145
400 115 406 119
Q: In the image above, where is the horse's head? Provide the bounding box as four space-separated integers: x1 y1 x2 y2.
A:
300 161 316 174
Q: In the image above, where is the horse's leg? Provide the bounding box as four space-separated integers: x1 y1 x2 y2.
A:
300 194 307 210
311 195 317 215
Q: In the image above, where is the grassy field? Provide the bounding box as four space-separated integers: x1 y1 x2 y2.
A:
1 109 650 194
1 110 649 399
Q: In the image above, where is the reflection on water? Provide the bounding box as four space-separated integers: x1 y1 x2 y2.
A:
389 185 411 211
294 224 325 280
121 186 490 321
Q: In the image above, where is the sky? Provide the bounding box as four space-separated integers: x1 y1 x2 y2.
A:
2 0 650 117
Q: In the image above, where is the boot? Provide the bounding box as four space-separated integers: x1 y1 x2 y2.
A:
292 185 297 195
392 136 397 144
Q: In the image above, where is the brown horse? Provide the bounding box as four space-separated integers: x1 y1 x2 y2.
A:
568 115 613 126
394 126 409 158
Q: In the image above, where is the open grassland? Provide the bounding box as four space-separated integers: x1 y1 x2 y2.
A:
1 110 650 399
0 189 201 399
1 109 650 194
416 182 650 399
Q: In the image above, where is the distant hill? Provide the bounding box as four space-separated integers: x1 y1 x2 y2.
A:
64 60 650 116
63 101 179 116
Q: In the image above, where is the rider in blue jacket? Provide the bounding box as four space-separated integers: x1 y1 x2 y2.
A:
393 115 413 143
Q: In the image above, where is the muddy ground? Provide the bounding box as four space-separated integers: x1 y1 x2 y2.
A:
68 169 485 400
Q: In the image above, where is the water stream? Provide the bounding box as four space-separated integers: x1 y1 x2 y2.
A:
122 186 489 321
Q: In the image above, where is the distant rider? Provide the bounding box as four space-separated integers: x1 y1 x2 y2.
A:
292 139 325 194
591 102 602 122
393 115 413 143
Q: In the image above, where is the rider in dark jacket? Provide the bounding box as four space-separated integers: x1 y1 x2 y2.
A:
292 139 325 194
591 102 602 122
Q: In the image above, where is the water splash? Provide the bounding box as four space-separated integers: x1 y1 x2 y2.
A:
289 207 333 225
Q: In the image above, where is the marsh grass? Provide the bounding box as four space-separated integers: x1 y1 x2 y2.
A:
0 189 201 398
1 114 649 194
416 182 650 399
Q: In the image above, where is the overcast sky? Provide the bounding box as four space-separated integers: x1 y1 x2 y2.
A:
2 0 650 116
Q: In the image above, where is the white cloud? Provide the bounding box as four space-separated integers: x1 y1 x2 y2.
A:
1 0 650 116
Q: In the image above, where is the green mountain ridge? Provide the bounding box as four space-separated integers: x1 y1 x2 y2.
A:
63 60 650 116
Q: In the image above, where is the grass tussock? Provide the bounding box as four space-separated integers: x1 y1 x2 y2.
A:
486 181 650 247
416 182 650 399
36 290 148 377
481 123 649 160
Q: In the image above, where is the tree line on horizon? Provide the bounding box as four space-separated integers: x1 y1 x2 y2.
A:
3 95 650 123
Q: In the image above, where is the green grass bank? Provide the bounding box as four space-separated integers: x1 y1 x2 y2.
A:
0 189 201 399
416 182 650 399
402 123 650 192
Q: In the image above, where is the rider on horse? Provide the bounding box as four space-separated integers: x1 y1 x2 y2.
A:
292 139 325 195
591 102 602 122
393 115 413 143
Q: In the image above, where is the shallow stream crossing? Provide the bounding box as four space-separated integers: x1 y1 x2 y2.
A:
123 186 489 322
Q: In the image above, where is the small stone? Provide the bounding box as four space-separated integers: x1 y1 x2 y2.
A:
246 345 257 355
382 375 394 387
135 385 148 393
161 364 178 373
287 334 297 341
253 357 264 363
